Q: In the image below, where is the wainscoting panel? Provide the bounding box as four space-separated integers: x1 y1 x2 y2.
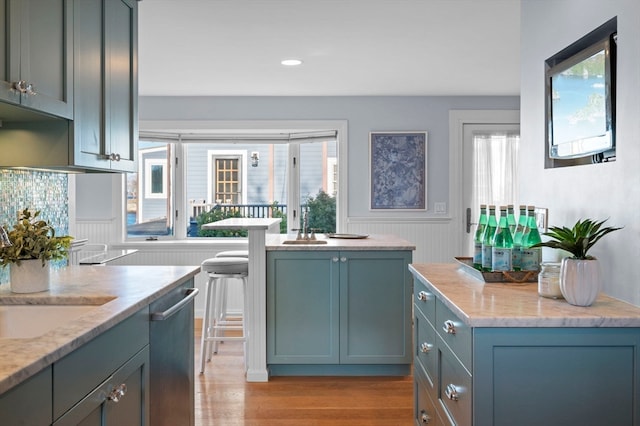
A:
346 217 460 264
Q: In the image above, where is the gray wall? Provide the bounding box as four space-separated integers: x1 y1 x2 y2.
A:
140 96 519 218
520 0 640 305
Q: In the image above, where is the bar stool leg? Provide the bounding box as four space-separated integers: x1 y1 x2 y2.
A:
199 276 213 374
212 278 227 354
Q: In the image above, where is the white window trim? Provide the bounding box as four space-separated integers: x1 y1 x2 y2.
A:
144 158 168 199
137 119 348 240
206 150 248 205
449 109 520 257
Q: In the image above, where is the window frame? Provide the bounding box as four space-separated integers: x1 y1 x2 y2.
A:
133 120 348 242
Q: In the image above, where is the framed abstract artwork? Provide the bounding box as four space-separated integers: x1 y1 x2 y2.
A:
369 131 427 210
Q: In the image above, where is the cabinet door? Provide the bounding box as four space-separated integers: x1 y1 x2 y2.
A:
267 251 340 364
104 0 137 172
0 0 72 118
0 0 21 106
73 0 137 172
0 366 52 426
339 250 412 364
474 327 640 426
72 0 104 169
53 347 149 426
19 0 73 118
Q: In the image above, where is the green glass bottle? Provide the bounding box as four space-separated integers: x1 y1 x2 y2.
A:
511 205 528 271
473 204 488 270
481 205 497 272
506 204 517 236
521 205 542 271
491 206 513 271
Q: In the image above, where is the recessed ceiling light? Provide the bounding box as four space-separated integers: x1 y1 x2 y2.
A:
281 59 303 66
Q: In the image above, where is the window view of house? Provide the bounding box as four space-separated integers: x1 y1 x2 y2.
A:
126 137 337 238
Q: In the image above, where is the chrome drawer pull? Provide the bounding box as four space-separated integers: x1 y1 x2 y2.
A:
445 383 459 401
443 320 456 334
420 410 431 424
417 291 430 302
420 342 433 353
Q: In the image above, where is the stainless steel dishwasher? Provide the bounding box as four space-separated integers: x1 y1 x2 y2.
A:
149 280 199 426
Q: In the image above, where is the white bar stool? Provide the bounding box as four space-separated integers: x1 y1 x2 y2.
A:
200 257 249 374
216 250 249 258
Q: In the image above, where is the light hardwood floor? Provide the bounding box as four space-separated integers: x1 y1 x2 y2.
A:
195 326 414 425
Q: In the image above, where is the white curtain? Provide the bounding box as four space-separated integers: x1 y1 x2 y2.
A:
472 132 520 211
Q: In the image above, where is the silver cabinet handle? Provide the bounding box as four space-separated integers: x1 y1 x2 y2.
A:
443 320 456 334
420 342 433 353
420 410 431 424
417 290 430 302
99 153 122 161
107 383 127 402
332 257 339 262
445 383 459 401
340 257 347 262
150 288 199 321
12 80 36 95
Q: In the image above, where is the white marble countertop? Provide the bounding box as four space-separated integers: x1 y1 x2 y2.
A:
0 265 200 394
266 233 416 251
202 217 281 230
410 263 640 328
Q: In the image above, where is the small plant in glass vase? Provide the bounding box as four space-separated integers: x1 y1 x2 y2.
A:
0 209 73 293
532 218 621 306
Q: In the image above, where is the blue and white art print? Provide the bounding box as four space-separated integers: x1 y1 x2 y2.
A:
369 132 427 210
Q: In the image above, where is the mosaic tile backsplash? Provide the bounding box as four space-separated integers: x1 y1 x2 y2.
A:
0 170 69 284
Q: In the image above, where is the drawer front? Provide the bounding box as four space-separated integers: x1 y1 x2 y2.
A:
435 298 471 371
53 307 150 420
413 277 436 325
414 307 437 399
438 339 472 426
415 367 441 426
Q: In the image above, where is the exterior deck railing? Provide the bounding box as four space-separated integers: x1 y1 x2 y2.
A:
190 202 287 219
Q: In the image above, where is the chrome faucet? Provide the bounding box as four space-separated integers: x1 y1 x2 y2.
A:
293 209 316 241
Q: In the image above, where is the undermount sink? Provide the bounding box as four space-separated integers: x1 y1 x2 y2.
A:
283 239 328 245
0 304 101 339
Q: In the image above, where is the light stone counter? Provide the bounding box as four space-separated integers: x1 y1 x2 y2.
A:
0 265 200 394
266 233 416 251
410 263 640 328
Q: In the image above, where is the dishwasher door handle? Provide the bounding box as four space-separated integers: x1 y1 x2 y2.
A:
150 288 199 321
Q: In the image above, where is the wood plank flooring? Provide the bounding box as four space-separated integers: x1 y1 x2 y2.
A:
194 327 414 425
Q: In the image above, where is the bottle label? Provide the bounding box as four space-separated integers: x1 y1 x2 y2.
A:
482 244 492 270
492 247 512 271
473 242 482 266
521 247 541 271
512 245 522 270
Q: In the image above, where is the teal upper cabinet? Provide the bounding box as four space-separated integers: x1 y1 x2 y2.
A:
72 0 138 172
0 0 137 172
0 0 73 119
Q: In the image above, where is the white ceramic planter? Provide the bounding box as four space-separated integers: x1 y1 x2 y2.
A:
559 258 601 307
10 259 50 293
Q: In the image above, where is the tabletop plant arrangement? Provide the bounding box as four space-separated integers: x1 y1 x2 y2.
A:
533 218 622 306
0 208 73 293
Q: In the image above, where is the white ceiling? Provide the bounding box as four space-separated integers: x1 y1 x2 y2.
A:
138 0 521 97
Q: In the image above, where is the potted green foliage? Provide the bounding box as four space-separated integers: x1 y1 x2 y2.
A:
0 209 73 293
533 218 621 306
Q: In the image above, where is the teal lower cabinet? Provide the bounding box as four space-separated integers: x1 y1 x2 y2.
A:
267 250 413 376
412 274 640 426
473 328 640 426
0 366 53 425
53 307 150 426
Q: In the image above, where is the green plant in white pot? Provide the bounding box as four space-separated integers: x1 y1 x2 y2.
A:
0 209 72 293
532 218 621 306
